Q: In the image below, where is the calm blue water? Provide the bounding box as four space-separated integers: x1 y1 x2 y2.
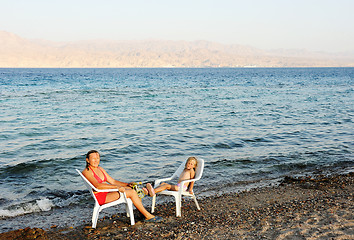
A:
0 68 353 232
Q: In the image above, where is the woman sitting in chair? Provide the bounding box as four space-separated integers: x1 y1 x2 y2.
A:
82 150 163 223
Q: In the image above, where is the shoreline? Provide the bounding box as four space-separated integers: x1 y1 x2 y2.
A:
1 172 353 239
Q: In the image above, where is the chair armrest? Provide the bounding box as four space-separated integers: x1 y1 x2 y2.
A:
177 179 197 194
121 191 128 202
93 188 119 192
179 179 197 185
154 177 173 187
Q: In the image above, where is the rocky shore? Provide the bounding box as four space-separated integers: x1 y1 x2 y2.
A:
1 172 353 240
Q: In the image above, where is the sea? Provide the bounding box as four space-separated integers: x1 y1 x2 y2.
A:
0 68 353 232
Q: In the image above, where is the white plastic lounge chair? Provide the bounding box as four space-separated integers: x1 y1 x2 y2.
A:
151 158 204 217
76 169 135 228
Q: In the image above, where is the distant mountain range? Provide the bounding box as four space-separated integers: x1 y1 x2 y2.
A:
1 31 353 68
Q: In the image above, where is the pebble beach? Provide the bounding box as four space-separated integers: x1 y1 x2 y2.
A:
1 172 353 240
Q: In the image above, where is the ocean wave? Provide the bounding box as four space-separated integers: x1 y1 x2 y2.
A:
213 141 244 149
0 157 75 175
0 189 89 220
210 158 256 168
209 149 353 178
0 198 53 219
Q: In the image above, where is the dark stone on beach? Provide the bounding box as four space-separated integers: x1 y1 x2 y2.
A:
0 227 49 240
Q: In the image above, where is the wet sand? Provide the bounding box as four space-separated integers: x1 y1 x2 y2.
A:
1 172 353 240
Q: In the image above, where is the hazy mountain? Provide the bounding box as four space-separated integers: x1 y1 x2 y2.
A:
0 31 353 68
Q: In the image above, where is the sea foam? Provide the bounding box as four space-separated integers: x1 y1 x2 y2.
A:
0 198 54 218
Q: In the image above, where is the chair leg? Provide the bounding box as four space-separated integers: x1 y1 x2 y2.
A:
125 204 130 217
92 205 101 228
175 195 181 217
151 195 156 213
192 195 201 210
126 199 135 225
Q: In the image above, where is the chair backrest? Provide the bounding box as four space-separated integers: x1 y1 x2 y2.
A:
76 169 99 204
193 158 204 181
171 158 204 181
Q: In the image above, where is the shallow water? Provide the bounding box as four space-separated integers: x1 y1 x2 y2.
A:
0 68 353 232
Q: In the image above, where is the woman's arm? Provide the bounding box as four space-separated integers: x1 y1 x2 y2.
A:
100 168 130 188
82 168 118 190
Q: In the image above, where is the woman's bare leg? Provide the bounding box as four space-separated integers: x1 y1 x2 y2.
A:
124 189 155 219
104 189 155 220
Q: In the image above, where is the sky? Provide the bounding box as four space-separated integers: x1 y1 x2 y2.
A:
1 0 353 53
